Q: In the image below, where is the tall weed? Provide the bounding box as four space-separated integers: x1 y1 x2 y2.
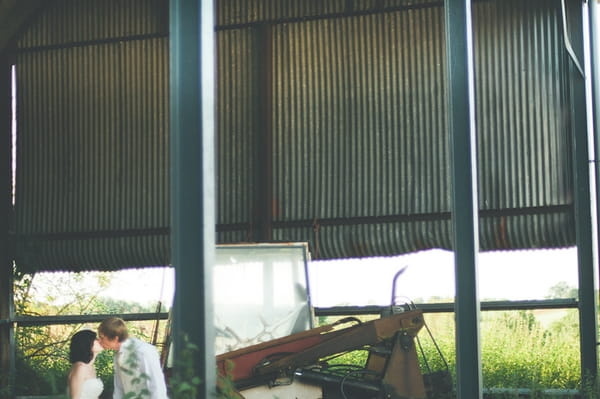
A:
419 310 582 391
321 310 585 392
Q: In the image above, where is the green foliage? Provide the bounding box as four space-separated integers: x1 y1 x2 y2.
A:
12 272 596 398
95 297 157 314
325 349 369 367
217 360 241 399
167 335 202 399
580 370 600 399
546 281 578 299
415 310 586 394
12 271 163 396
480 310 580 390
317 310 589 395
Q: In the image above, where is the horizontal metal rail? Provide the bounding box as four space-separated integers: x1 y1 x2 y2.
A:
314 298 579 316
0 299 577 326
0 312 169 327
483 387 580 398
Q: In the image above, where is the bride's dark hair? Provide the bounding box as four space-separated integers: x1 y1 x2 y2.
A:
69 330 96 363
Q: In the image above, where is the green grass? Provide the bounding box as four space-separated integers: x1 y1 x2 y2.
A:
13 310 597 398
318 309 597 398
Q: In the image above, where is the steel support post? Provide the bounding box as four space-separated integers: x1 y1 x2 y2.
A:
0 51 14 398
444 1 482 398
589 6 600 387
169 1 216 398
0 50 14 398
568 1 599 393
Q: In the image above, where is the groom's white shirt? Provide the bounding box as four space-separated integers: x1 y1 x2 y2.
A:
113 337 168 399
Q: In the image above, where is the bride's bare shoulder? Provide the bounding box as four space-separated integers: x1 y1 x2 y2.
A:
69 362 94 380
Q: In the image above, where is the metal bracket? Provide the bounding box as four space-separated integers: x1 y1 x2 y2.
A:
561 0 586 78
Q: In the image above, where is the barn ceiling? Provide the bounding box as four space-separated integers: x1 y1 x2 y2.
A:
0 0 46 51
2 0 591 272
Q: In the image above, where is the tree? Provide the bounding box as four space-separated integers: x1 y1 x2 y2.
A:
545 281 578 299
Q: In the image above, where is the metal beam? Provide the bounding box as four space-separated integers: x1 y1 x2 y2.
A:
444 1 482 398
567 0 599 393
11 312 170 327
252 24 274 241
169 0 216 398
589 2 600 383
591 1 600 174
0 50 14 397
313 298 579 316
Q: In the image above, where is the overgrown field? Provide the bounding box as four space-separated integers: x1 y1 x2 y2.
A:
320 309 598 398
10 308 598 398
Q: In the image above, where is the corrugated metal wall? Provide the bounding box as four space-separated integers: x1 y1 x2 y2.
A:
13 0 576 271
15 0 170 271
474 0 574 251
216 0 574 259
269 5 451 258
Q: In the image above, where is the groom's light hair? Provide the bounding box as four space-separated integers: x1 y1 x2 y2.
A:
98 317 129 342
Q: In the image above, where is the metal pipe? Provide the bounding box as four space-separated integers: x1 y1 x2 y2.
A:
296 369 382 394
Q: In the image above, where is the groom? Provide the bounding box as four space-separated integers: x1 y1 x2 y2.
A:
98 317 168 399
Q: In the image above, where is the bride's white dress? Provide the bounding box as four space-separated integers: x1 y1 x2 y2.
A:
76 378 104 399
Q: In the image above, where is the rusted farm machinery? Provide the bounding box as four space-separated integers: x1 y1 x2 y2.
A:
216 304 453 399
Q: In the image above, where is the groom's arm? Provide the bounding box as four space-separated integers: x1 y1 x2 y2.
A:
112 360 124 399
139 344 168 399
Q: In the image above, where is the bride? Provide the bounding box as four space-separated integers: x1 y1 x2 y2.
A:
68 329 104 399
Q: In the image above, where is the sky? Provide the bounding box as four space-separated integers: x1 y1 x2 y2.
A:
30 247 580 310
308 247 579 307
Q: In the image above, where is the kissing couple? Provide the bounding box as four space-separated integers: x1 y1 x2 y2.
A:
68 317 168 399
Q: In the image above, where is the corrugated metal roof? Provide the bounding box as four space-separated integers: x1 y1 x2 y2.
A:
12 0 577 272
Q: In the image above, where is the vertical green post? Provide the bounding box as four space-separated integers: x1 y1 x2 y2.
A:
589 4 600 389
589 0 600 348
589 0 600 128
568 1 599 393
169 1 216 398
445 1 482 398
0 52 14 398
